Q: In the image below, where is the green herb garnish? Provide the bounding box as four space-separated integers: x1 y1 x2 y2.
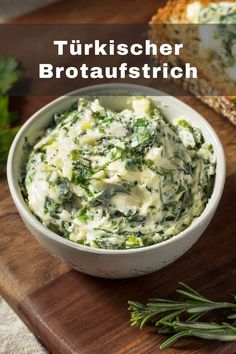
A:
128 282 236 349
0 57 23 172
231 98 236 105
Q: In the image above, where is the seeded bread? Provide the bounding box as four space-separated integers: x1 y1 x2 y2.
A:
150 0 236 126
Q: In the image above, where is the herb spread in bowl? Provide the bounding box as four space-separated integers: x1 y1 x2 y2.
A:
22 97 216 250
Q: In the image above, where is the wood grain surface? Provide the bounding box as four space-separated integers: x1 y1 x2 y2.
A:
9 0 166 24
1 1 236 353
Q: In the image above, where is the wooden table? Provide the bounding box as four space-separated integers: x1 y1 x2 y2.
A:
1 1 236 353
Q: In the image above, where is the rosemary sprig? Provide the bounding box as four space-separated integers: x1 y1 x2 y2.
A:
128 282 236 349
158 321 236 349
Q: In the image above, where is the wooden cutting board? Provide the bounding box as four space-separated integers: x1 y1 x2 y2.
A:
1 148 236 354
1 1 236 353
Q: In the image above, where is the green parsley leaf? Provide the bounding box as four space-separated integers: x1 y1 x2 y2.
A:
0 57 23 173
0 57 22 95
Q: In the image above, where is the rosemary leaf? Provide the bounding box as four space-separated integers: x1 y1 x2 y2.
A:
159 330 191 349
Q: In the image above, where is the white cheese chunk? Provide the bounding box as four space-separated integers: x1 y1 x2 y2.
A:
132 98 151 115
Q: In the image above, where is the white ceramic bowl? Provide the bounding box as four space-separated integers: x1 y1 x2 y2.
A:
7 84 226 279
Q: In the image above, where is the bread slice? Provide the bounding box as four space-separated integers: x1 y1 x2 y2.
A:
150 0 236 126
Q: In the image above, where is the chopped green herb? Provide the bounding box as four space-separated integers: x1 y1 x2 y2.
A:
22 97 216 250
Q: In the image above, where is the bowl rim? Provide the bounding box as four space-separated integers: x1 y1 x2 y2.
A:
7 83 226 255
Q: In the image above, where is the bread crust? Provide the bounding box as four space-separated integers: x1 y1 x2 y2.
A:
150 0 236 125
151 0 235 23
